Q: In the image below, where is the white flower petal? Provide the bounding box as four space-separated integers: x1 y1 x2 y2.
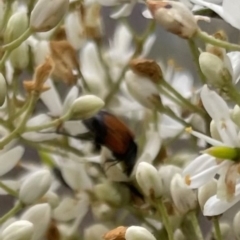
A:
110 2 136 19
62 86 79 115
203 194 240 216
187 164 220 188
183 154 216 176
0 146 24 176
227 51 240 84
141 34 156 58
40 79 62 116
142 9 153 19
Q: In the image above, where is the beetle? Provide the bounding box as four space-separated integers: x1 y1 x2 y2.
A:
82 110 138 176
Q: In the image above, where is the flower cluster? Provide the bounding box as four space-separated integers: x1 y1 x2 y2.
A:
0 0 239 240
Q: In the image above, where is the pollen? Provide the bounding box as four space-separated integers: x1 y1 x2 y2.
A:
185 175 191 185
103 226 127 240
185 127 192 133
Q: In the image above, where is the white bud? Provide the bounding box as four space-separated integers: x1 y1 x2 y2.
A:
19 169 52 204
4 11 28 43
174 229 186 240
147 1 198 39
170 174 197 213
84 224 109 240
70 95 104 119
136 162 162 198
198 180 217 211
92 202 115 221
21 203 51 240
94 181 130 207
158 165 181 199
0 146 24 176
9 42 29 70
199 52 232 85
125 70 159 109
30 0 69 32
0 73 6 106
42 191 59 208
233 211 240 240
1 220 33 240
125 226 156 240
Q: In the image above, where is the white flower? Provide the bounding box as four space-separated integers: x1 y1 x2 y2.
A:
84 224 109 240
19 169 52 204
125 226 156 240
21 203 51 240
190 0 240 30
1 220 33 240
183 85 240 209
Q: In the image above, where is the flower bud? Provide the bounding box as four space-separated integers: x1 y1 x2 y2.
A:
4 11 28 43
0 146 24 177
9 42 29 70
136 162 162 199
197 180 217 211
70 95 104 119
84 224 109 240
125 226 156 240
203 146 240 160
1 220 33 240
94 181 130 207
30 0 69 32
41 191 59 208
233 211 240 240
147 1 198 39
92 202 115 221
170 173 197 213
0 73 6 106
21 203 51 240
158 165 181 200
199 52 232 86
174 229 186 240
19 169 52 204
129 58 162 83
125 70 161 109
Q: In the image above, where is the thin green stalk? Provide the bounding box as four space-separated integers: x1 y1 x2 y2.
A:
196 30 240 51
24 111 71 132
0 202 23 224
0 51 10 70
161 80 206 117
1 28 33 51
0 181 18 198
155 199 174 240
213 217 223 240
188 39 207 84
0 92 37 149
188 211 204 240
0 0 13 32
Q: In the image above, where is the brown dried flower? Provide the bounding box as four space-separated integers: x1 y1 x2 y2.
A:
50 40 80 85
103 226 127 240
46 220 60 240
23 57 54 93
129 58 162 83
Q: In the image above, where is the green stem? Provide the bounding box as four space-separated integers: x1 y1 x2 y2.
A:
188 211 204 240
0 0 13 32
1 28 33 51
212 217 223 240
155 199 174 240
0 181 18 197
188 39 207 84
161 80 205 117
0 92 37 149
24 111 71 132
0 51 10 70
196 30 240 51
0 202 23 224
